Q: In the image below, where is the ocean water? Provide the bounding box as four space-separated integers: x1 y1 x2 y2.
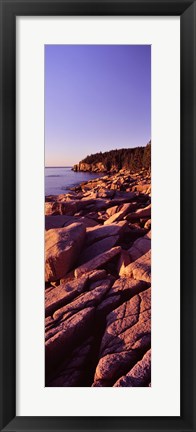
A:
45 167 104 196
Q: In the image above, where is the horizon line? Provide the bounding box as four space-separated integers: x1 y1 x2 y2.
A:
45 166 72 168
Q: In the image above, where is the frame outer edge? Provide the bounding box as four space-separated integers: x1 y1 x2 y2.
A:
0 1 16 431
0 0 3 426
193 3 196 432
181 2 196 431
0 0 196 431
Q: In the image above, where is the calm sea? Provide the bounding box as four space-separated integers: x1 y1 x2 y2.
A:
45 167 104 196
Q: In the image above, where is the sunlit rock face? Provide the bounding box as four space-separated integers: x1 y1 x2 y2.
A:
45 167 151 387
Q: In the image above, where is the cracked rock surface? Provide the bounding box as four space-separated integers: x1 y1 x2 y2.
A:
45 169 151 387
93 288 151 386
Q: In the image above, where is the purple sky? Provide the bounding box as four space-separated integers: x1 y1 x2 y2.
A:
45 45 151 166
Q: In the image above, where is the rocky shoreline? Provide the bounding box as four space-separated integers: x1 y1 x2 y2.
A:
45 168 151 387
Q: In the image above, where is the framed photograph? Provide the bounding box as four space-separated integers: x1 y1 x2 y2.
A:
0 0 195 431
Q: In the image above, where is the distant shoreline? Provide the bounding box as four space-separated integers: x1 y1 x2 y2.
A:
45 167 104 196
45 166 72 169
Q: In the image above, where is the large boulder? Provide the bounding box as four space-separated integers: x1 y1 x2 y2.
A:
45 215 78 230
77 235 119 266
45 215 98 231
85 221 127 246
45 201 78 216
74 246 121 278
104 203 132 225
45 223 86 282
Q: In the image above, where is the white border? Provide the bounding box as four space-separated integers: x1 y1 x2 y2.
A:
16 17 180 416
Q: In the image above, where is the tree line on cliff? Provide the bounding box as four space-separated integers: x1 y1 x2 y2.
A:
79 141 151 172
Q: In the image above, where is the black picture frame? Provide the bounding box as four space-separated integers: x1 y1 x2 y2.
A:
0 0 196 431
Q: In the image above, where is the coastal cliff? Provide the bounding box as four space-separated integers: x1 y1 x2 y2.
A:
73 142 151 173
73 161 106 173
